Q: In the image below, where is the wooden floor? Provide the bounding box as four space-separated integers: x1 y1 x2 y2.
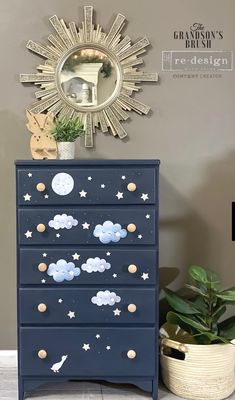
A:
0 352 234 399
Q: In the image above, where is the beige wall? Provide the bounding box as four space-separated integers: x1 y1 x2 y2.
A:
0 0 235 349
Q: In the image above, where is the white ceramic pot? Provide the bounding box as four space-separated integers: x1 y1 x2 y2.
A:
57 142 75 160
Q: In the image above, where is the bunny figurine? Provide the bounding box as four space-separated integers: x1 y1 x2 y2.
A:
26 110 57 159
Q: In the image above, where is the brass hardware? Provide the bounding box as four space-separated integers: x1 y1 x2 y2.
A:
127 183 137 192
127 223 136 233
38 263 47 272
36 183 46 192
128 264 137 274
128 304 137 313
38 349 47 359
37 223 46 233
127 350 136 359
38 303 47 313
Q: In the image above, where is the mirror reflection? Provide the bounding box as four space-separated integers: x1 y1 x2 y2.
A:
60 48 118 108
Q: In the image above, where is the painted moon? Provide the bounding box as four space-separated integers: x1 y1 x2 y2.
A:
51 173 74 196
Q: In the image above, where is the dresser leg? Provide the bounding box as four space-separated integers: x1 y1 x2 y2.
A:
152 379 158 400
18 378 24 400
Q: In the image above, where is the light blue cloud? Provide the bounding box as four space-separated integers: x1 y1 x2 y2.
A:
47 259 81 282
49 214 78 230
93 220 127 244
81 257 111 273
91 290 121 306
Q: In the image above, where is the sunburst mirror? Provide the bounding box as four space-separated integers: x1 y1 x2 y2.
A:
20 6 158 147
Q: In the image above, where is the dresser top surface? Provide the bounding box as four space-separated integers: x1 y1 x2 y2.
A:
15 159 160 167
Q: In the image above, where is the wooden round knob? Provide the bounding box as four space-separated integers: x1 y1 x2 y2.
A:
38 349 47 359
127 350 136 359
128 304 137 313
127 223 136 233
38 303 47 313
38 263 47 272
127 183 137 192
37 224 46 233
36 183 46 192
128 264 137 274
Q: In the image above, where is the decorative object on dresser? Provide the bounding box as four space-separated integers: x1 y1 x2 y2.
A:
160 265 235 400
15 159 160 400
26 111 57 159
51 115 84 159
19 5 158 147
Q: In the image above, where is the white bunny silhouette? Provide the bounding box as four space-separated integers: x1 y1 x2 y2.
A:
50 355 68 373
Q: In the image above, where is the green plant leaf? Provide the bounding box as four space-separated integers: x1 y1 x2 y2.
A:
193 332 229 344
211 305 226 322
185 284 208 297
218 316 235 340
166 311 210 333
189 265 208 284
164 288 202 315
216 288 235 302
51 115 84 142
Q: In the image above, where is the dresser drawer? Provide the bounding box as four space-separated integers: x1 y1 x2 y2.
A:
17 166 157 206
19 288 156 324
20 248 157 285
18 207 156 245
20 327 156 377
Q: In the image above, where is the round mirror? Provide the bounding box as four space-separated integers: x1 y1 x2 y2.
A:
59 47 119 111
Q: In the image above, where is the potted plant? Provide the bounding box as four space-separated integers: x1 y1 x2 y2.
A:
51 115 84 159
160 265 235 400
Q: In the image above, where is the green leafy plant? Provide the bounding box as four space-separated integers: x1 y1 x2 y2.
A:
51 116 84 142
164 265 235 344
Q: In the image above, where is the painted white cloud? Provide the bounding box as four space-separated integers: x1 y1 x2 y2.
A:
91 290 121 307
47 259 80 282
49 214 78 230
81 257 111 273
93 220 127 244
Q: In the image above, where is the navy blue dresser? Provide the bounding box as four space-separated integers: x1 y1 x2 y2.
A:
15 159 160 399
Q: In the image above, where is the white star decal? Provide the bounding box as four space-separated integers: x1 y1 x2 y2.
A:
82 343 90 351
113 273 117 278
56 233 61 238
44 194 49 199
141 193 149 201
138 234 143 239
116 192 124 200
101 184 105 188
24 230 32 238
41 279 46 284
23 193 31 201
141 273 149 281
121 176 126 180
113 308 121 316
42 253 47 257
67 311 75 319
87 176 92 181
82 222 90 230
146 214 150 219
96 334 100 339
58 298 63 303
79 190 87 198
28 173 32 177
72 253 80 260
106 346 111 350
106 252 111 256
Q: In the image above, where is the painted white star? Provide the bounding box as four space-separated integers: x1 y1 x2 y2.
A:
41 279 46 284
146 214 150 219
106 346 111 350
23 193 31 201
56 233 61 238
138 234 143 239
106 252 111 256
82 343 90 351
141 193 149 201
79 190 87 198
72 253 80 260
101 184 105 188
58 298 63 303
116 192 124 200
24 230 32 238
113 308 121 316
42 253 47 257
141 273 149 281
96 334 100 339
44 194 49 199
113 273 117 278
121 175 126 180
67 311 75 319
87 176 92 181
82 222 90 230
28 173 32 177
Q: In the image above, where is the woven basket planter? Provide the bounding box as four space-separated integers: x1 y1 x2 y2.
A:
160 338 235 400
57 142 75 160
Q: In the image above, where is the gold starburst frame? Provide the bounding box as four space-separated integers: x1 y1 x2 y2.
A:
20 6 158 147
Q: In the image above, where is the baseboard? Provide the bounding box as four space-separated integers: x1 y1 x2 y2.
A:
0 350 17 367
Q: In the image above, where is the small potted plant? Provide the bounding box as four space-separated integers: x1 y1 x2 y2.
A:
51 115 84 159
160 265 235 400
